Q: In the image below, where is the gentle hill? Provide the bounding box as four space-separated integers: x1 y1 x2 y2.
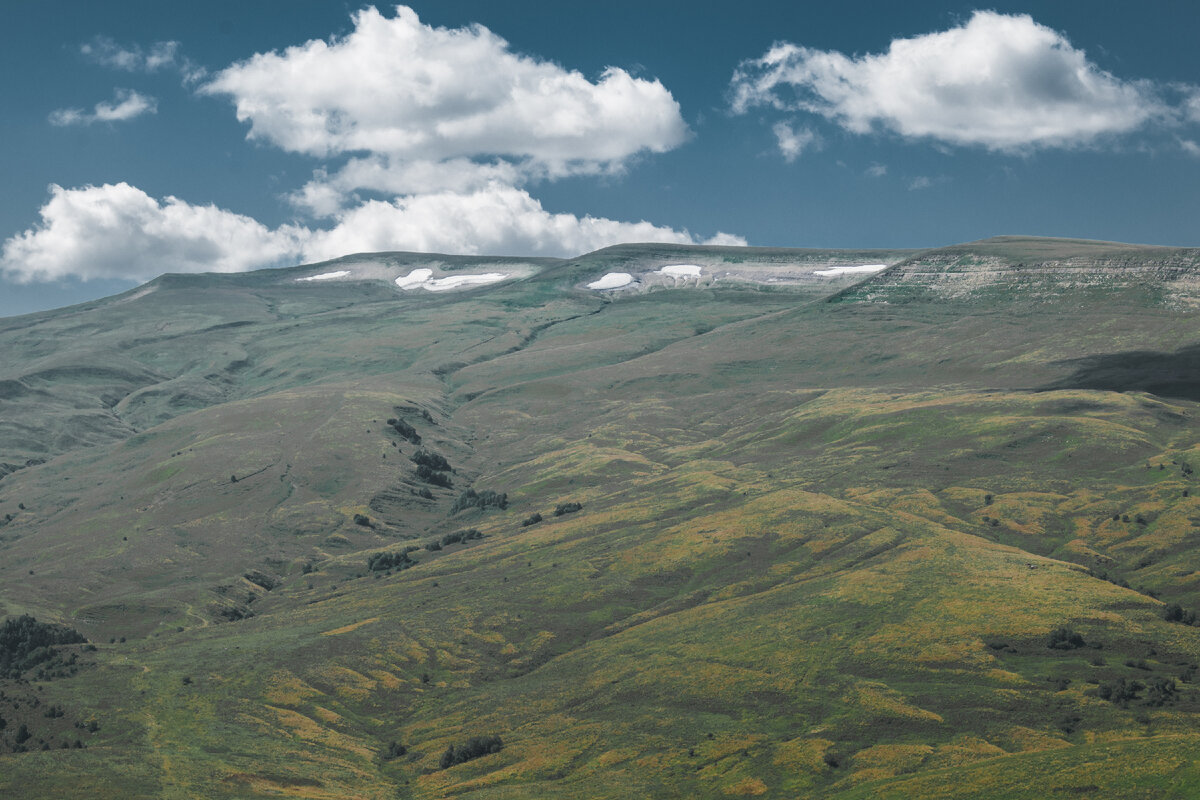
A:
2 238 1200 798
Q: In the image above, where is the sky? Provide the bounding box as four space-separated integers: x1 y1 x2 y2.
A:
3 1 1200 317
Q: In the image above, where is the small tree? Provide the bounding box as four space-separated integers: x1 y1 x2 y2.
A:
1047 626 1085 650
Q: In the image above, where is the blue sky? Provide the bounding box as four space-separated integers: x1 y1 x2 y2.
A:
3 1 1200 316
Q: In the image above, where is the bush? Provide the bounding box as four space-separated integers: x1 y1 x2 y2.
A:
1163 604 1196 625
416 464 453 488
451 489 508 514
382 741 407 760
353 513 373 528
522 513 542 527
1047 626 1086 650
411 450 452 472
1145 676 1177 706
553 502 583 517
367 549 416 572
434 529 483 549
0 615 87 679
386 418 421 444
439 735 503 769
1092 677 1143 705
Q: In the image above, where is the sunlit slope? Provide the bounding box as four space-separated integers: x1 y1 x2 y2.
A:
2 238 1200 798
4 386 1198 798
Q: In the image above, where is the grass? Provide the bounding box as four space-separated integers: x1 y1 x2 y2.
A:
2 238 1200 796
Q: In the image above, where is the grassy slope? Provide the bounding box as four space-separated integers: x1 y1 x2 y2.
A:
1 239 1200 797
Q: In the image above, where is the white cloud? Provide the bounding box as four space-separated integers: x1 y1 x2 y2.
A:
908 176 933 191
0 183 306 282
1181 139 1200 157
865 163 887 178
1 183 743 283
303 183 744 260
49 89 157 126
201 5 688 199
731 11 1164 151
772 122 817 162
289 156 526 216
81 36 206 82
1186 92 1200 124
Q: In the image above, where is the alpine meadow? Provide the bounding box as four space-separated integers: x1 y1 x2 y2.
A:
3 238 1200 798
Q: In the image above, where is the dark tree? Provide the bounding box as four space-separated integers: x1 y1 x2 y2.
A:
439 735 503 769
1047 626 1086 650
553 502 583 517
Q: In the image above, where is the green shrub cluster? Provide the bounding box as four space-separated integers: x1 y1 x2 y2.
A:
451 489 508 513
0 615 87 679
427 529 482 550
411 450 451 472
416 464 453 488
367 548 418 572
386 418 421 444
553 502 582 516
439 734 503 769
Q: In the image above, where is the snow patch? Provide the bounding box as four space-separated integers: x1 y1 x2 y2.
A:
395 268 509 291
296 270 351 281
424 273 508 291
657 264 703 278
394 268 434 289
813 264 888 277
587 272 634 290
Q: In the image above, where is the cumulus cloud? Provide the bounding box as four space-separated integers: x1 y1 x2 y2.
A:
0 183 306 282
772 122 817 162
288 156 526 216
303 184 744 260
731 11 1164 151
49 89 157 126
201 5 688 199
1 183 743 283
865 163 887 178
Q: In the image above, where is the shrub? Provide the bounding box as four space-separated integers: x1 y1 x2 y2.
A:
435 529 483 548
439 735 503 769
451 489 508 514
522 513 542 527
382 741 407 760
1164 604 1196 625
0 615 87 679
1146 676 1178 706
1047 626 1086 650
553 502 583 517
411 450 452 472
386 418 421 444
416 464 453 488
353 513 373 527
1092 677 1143 705
367 549 416 572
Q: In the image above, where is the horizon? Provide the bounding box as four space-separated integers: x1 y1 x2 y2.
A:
4 2 1200 317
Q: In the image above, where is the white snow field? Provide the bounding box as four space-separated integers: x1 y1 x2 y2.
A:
394 268 434 289
296 270 352 281
587 272 634 290
656 264 703 277
813 264 888 277
424 273 509 291
394 268 509 291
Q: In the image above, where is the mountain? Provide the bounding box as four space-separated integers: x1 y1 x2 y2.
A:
1 237 1199 798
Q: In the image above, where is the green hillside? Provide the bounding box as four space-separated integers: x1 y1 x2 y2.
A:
2 238 1200 798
